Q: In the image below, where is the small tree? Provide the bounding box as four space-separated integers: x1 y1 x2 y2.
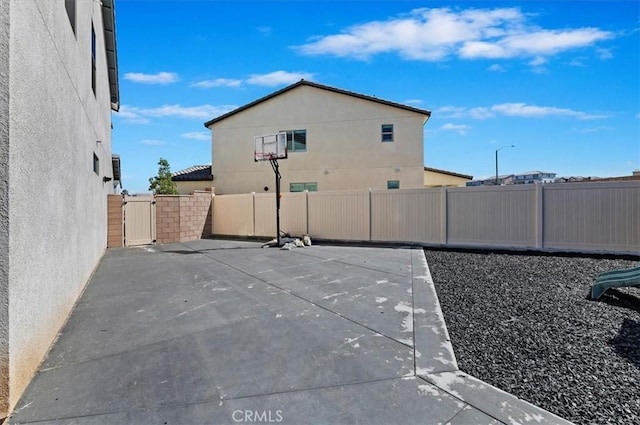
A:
148 158 178 194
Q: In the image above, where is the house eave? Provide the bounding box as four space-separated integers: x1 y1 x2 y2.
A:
204 80 431 128
424 167 473 180
102 0 120 112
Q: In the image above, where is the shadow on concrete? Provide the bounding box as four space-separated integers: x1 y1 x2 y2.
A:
160 247 264 255
609 318 640 369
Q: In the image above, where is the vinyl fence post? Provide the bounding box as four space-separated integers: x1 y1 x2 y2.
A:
440 187 448 245
368 188 372 242
535 184 544 249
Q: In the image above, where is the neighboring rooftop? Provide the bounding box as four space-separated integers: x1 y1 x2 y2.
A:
172 165 213 181
424 166 473 180
204 80 431 127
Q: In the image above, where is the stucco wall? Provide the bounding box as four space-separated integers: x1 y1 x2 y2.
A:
7 0 113 412
0 0 10 415
423 170 471 187
209 85 426 194
175 180 213 195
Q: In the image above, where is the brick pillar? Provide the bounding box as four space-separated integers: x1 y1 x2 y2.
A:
107 194 123 248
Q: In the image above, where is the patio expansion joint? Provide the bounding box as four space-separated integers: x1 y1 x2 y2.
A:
415 375 505 425
178 242 418 351
10 377 412 425
257 249 410 278
410 249 418 376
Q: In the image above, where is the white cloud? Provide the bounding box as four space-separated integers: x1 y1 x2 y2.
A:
257 26 272 35
124 72 179 85
191 78 243 88
117 106 150 124
491 103 609 120
191 71 315 88
246 70 315 86
577 126 614 134
116 104 237 124
440 123 470 135
596 47 613 59
434 106 467 118
403 99 424 105
436 103 609 120
461 28 612 59
487 64 506 72
469 107 493 119
181 131 210 141
568 57 587 67
140 139 165 146
529 56 546 66
143 104 236 119
297 7 613 64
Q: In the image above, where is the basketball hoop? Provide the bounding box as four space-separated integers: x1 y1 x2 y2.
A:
254 132 288 246
254 133 287 162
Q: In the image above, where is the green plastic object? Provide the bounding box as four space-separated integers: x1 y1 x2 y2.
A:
590 265 640 300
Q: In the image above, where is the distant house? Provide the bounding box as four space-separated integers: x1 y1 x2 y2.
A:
172 165 213 194
513 171 556 185
424 166 472 187
466 174 515 187
203 80 431 194
0 0 119 417
556 170 640 183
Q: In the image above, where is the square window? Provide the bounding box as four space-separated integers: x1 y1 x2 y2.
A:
284 130 306 152
387 180 399 189
381 124 394 142
93 153 99 175
290 182 317 192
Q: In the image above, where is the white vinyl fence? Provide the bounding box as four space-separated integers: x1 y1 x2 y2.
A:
211 181 640 254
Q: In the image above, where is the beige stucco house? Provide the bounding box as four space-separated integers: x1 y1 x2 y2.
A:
204 81 431 195
423 166 472 187
0 0 119 417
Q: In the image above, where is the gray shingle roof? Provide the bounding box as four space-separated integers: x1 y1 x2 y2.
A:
172 165 213 181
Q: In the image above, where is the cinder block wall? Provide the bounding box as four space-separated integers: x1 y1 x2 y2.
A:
179 191 212 241
107 195 123 248
155 196 180 244
155 191 212 244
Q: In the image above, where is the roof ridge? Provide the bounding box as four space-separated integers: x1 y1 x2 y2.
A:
204 80 431 127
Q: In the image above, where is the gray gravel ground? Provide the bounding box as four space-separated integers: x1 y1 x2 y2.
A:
424 249 640 425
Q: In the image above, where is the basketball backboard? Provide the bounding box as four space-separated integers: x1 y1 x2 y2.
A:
254 133 287 162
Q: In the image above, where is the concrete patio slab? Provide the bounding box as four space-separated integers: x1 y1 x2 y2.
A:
9 239 573 425
421 371 574 425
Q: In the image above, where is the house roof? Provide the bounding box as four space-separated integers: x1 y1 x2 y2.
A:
515 170 556 176
424 166 472 180
203 80 431 128
471 174 514 182
102 0 119 111
172 165 213 182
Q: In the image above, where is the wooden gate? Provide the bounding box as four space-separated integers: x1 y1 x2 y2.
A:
123 196 156 246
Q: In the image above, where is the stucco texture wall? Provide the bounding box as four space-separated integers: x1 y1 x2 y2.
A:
0 0 10 414
423 170 471 187
175 180 213 195
7 0 113 412
210 85 426 194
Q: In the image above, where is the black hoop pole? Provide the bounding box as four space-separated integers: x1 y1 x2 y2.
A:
269 158 282 247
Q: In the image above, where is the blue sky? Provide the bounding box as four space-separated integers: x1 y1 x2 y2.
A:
112 0 640 193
